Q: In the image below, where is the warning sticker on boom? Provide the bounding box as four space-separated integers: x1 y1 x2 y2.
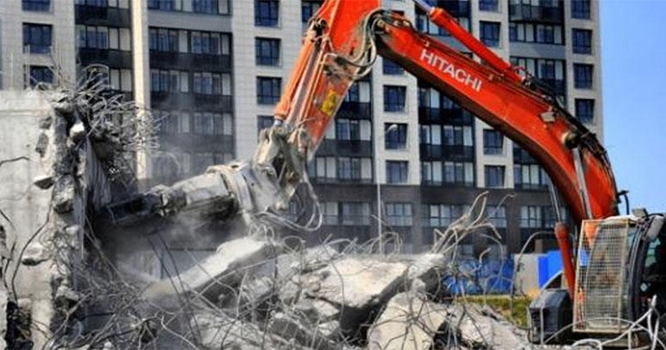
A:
319 90 339 117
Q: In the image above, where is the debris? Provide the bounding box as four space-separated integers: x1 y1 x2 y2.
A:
52 174 76 213
21 241 49 266
367 292 448 350
33 174 54 189
443 303 530 350
143 237 281 301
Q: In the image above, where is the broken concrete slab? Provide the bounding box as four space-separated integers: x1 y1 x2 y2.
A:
367 292 448 350
268 312 337 350
302 257 408 309
143 237 281 301
193 312 309 350
444 303 530 350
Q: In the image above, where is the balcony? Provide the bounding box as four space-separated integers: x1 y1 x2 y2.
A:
150 51 232 72
419 144 443 159
317 139 372 157
420 144 474 161
444 145 474 161
79 48 132 69
75 5 131 27
418 107 474 125
509 4 563 24
337 102 371 120
514 183 549 191
151 92 233 112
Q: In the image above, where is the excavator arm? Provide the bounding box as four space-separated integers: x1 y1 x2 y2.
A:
276 0 619 224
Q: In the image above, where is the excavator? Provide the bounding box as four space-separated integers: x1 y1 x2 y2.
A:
106 0 666 345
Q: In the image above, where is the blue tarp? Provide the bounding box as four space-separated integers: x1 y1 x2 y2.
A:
442 258 514 295
538 250 563 288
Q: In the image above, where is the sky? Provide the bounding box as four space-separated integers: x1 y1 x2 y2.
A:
600 0 666 213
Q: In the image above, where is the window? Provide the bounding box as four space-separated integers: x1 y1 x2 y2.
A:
443 125 473 146
23 0 50 11
27 66 54 87
483 129 503 155
486 206 506 228
520 206 542 228
257 115 273 133
509 23 563 45
421 161 443 185
383 85 406 112
572 29 592 54
511 57 565 94
571 0 590 19
193 0 219 14
255 0 279 27
386 203 413 226
341 202 370 225
190 31 223 55
386 161 408 184
309 156 336 181
422 204 466 227
336 119 360 140
382 59 404 75
78 26 109 49
543 206 568 228
302 1 322 23
75 0 110 6
257 77 281 104
514 164 549 189
574 64 593 89
23 23 52 54
444 161 474 186
485 166 505 188
148 0 174 10
337 157 361 180
385 123 407 150
322 202 339 225
192 72 229 95
479 0 498 12
575 99 594 124
149 28 179 52
255 38 280 66
480 21 500 48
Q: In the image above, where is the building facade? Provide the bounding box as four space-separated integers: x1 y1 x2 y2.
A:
0 0 603 255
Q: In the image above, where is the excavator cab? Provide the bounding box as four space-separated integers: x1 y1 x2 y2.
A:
530 214 666 345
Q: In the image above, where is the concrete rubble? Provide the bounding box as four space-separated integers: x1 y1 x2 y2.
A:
0 87 569 349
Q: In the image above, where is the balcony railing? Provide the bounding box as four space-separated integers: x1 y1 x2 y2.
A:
149 51 232 72
75 5 131 27
418 107 474 125
317 139 372 157
509 4 563 23
337 102 371 119
151 92 233 112
79 48 132 68
159 133 234 152
420 144 474 161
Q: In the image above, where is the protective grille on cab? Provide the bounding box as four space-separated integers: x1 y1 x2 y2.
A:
574 219 631 333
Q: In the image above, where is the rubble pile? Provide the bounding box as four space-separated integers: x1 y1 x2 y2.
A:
127 236 532 350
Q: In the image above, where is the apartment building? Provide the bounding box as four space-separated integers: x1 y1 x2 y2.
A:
0 0 603 255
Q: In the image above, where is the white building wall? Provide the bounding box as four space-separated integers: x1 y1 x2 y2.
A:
0 0 76 90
